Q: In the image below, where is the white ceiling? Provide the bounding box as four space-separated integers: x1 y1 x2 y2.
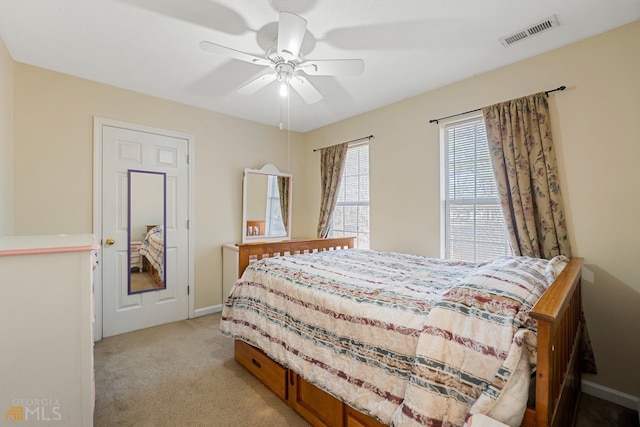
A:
0 0 638 132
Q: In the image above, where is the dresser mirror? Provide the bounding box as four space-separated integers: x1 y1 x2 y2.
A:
242 164 292 243
127 169 166 294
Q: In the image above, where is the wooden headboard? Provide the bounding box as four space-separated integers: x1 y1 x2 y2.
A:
235 237 355 278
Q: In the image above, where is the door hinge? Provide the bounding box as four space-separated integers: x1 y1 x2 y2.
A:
187 285 190 295
186 154 190 164
187 219 190 230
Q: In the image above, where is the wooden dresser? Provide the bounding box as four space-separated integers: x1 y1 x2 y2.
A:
221 243 239 301
129 240 143 272
0 234 98 426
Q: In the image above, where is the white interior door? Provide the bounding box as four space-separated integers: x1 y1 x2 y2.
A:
101 124 189 337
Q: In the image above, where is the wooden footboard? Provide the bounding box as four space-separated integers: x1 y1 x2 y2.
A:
529 257 583 427
143 224 164 288
146 258 164 287
233 239 583 427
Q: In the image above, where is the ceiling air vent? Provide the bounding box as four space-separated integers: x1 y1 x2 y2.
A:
499 15 560 47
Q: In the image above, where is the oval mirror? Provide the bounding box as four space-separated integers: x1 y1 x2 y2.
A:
128 169 166 294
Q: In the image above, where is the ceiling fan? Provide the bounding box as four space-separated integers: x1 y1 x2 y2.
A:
200 12 365 104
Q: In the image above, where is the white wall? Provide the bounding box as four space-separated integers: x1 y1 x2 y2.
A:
297 22 640 399
130 171 163 242
0 36 13 236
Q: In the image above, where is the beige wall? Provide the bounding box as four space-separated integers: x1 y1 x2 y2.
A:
12 63 301 310
298 22 640 398
0 36 13 236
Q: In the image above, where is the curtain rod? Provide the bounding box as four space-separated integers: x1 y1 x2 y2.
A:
312 134 374 152
428 85 566 124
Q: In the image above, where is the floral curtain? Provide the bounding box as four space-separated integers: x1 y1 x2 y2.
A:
482 92 597 374
317 142 349 238
277 176 289 230
482 92 571 259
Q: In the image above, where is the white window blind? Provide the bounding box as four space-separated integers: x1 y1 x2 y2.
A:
330 143 370 249
443 117 512 262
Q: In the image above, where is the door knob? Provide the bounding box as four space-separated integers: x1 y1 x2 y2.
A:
105 237 115 246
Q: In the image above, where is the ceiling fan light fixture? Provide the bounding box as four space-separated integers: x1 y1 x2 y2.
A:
279 82 289 97
276 62 294 98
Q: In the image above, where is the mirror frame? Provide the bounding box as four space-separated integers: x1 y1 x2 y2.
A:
127 169 167 294
241 164 292 243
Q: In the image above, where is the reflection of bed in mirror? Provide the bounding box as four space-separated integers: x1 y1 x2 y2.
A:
128 169 166 294
139 224 164 288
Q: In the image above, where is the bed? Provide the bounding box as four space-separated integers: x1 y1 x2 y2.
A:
139 224 164 287
220 237 583 427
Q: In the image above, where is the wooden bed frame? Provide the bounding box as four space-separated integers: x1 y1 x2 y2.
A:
231 237 583 427
142 224 164 288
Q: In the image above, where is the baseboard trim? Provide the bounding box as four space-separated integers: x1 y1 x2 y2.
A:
582 379 640 412
193 304 223 317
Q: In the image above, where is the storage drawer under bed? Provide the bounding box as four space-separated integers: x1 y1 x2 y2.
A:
235 340 287 401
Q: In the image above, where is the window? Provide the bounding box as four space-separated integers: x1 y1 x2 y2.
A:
330 143 370 249
265 176 286 236
442 117 511 262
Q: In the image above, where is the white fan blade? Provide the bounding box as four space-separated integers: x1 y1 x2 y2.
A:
277 12 307 61
301 59 365 76
237 73 277 95
290 75 322 104
200 41 270 66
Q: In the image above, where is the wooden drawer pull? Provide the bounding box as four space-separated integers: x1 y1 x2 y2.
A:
251 358 261 368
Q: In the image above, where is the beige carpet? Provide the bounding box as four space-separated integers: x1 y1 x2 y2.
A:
130 271 162 292
94 313 309 427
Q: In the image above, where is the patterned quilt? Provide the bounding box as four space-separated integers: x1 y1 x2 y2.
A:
139 225 163 278
219 249 567 426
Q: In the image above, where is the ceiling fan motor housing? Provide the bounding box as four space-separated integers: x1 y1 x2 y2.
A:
276 62 295 83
